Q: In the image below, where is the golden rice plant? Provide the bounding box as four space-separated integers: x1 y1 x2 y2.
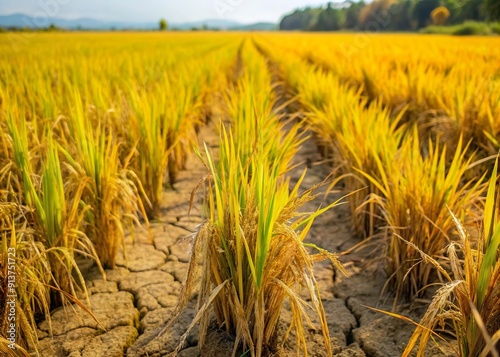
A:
361 130 485 302
162 47 345 357
6 112 99 300
164 64 205 186
449 76 500 157
399 159 500 357
61 89 147 268
0 113 99 352
167 127 344 357
302 71 407 238
328 103 407 238
224 47 305 178
127 63 209 217
0 195 99 355
126 86 171 218
255 43 405 239
197 45 240 127
0 202 52 355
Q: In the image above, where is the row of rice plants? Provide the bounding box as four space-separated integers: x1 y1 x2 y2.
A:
0 200 74 356
0 109 99 355
0 33 241 354
395 162 500 357
256 36 489 303
263 34 500 159
167 41 344 357
257 39 401 240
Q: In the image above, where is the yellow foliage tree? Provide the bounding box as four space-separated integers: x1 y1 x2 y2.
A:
358 0 396 30
431 6 450 26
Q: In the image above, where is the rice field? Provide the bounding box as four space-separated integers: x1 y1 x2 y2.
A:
0 32 499 357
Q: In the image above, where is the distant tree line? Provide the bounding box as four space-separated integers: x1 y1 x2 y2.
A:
279 0 500 31
0 23 64 32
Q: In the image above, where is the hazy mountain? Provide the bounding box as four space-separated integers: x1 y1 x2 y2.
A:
232 22 277 30
0 13 156 29
0 13 276 31
171 19 242 30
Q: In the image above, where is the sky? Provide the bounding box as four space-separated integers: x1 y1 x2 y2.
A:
0 0 329 24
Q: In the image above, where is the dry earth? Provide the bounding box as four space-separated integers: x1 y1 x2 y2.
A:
36 121 456 357
36 51 457 357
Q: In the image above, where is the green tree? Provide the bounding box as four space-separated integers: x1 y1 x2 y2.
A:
412 0 440 28
389 0 414 31
313 3 343 31
439 0 485 23
462 0 486 21
484 0 500 19
344 1 365 29
441 0 461 24
159 18 168 31
279 7 320 30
